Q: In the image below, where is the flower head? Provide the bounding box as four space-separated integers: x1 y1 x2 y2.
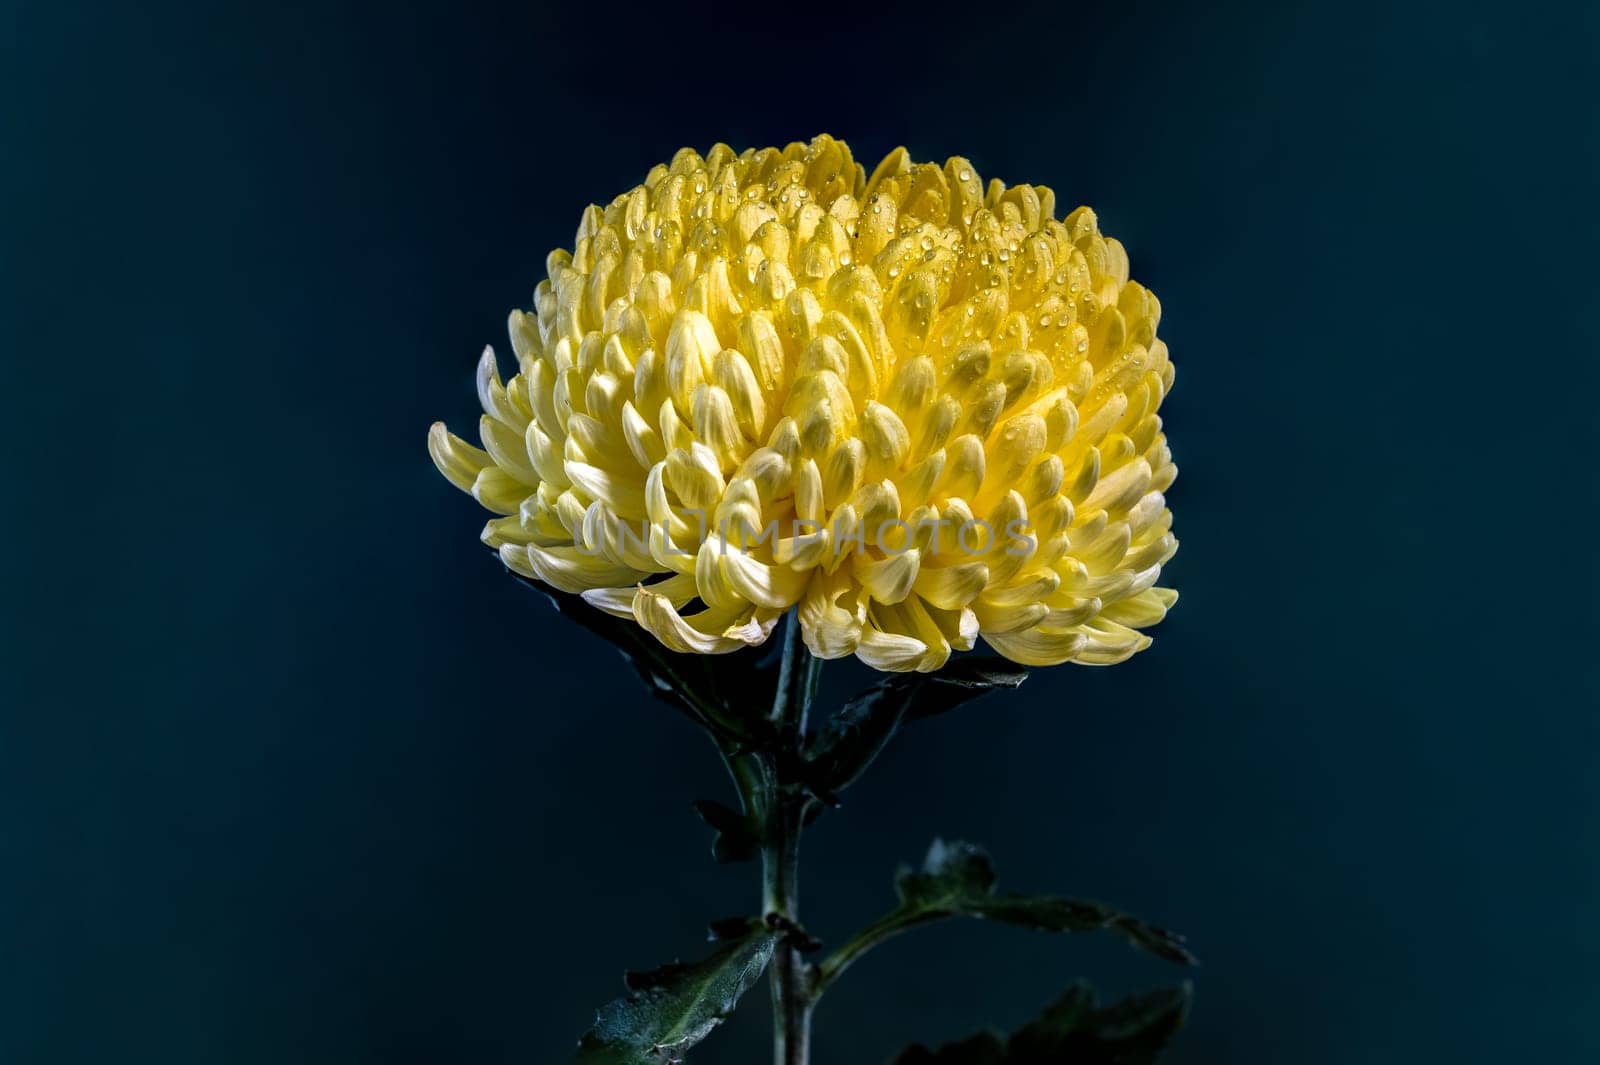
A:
430 136 1177 671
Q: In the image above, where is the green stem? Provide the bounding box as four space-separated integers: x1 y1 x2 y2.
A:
763 614 819 1065
815 907 945 993
771 610 816 734
764 798 810 1065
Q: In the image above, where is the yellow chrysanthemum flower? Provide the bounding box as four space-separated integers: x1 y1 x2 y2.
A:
430 135 1178 672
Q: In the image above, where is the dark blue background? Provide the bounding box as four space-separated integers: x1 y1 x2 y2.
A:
5 0 1596 1061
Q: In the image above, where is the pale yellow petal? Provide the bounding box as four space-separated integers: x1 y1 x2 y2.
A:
479 415 537 485
852 548 921 605
513 543 647 594
797 568 865 659
634 586 774 654
856 626 930 672
428 422 490 493
722 543 809 609
580 573 697 618
983 625 1089 667
972 599 1049 634
912 561 989 610
472 466 531 516
1098 586 1177 628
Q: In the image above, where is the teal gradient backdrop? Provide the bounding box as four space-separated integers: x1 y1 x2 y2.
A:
4 0 1596 1062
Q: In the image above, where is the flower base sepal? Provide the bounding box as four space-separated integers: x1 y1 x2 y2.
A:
800 660 1029 801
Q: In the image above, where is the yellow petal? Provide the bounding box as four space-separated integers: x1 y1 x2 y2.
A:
476 346 528 430
859 401 910 475
981 570 1061 608
1081 457 1153 518
619 401 666 470
581 574 696 618
942 434 985 500
428 422 490 493
691 383 748 471
972 599 1049 634
794 458 825 524
822 438 865 511
872 599 953 673
471 466 531 516
1099 586 1178 628
713 348 767 439
798 568 865 659
480 515 538 549
663 443 726 512
524 422 568 486
665 309 720 406
856 626 930 672
722 542 810 609
511 543 646 594
565 461 647 522
853 548 921 605
737 311 788 393
634 587 771 654
1073 617 1153 665
1041 595 1102 629
983 625 1089 667
913 561 989 609
479 415 537 484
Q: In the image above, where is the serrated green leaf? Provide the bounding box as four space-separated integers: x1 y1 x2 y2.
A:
891 1030 1007 1064
1007 982 1192 1062
908 657 1029 726
690 800 760 863
802 677 917 795
894 840 1197 966
577 929 778 1064
892 982 1191 1064
895 839 998 905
